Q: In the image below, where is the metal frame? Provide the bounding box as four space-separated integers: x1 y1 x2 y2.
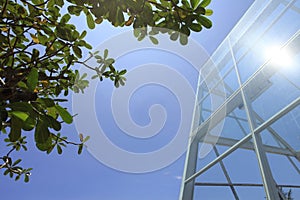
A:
180 0 300 199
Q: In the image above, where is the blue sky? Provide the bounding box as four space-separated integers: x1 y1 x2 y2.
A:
7 0 300 199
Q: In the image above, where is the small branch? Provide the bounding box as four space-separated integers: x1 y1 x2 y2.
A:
0 0 9 17
170 0 184 24
51 133 81 146
0 158 9 169
76 60 97 71
31 0 50 7
20 0 47 12
6 146 16 157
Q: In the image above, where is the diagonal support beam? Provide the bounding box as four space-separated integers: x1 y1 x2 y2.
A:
185 94 300 185
203 135 297 157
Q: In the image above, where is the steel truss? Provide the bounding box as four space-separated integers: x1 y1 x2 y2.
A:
180 0 300 199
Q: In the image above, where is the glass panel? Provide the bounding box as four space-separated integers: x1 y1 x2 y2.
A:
231 0 300 83
193 185 234 200
195 95 251 170
245 33 300 122
229 0 270 46
210 39 232 70
235 187 266 200
269 105 300 151
196 51 240 125
186 1 300 198
267 153 300 186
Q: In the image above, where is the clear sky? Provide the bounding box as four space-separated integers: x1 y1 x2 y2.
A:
5 0 299 200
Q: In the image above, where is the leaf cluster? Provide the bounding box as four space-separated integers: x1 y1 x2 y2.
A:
0 137 32 182
0 0 122 182
0 0 213 182
66 0 213 45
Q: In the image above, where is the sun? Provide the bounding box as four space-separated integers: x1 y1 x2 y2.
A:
265 45 293 68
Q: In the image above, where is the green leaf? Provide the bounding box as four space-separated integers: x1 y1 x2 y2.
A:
27 68 38 92
79 133 84 142
57 145 62 154
35 120 50 144
15 175 21 181
9 117 22 142
190 0 200 9
189 23 202 32
205 9 213 16
11 111 29 121
119 69 127 75
9 102 33 113
36 138 52 151
12 159 22 166
67 5 83 16
79 30 87 39
55 105 73 124
30 33 39 44
78 144 83 154
82 135 90 143
45 115 61 131
149 36 159 45
46 145 55 154
37 98 55 107
105 58 115 65
86 12 95 29
46 106 57 119
116 7 125 26
182 0 191 9
81 73 87 79
55 0 64 7
199 0 211 7
197 16 212 28
92 75 99 79
195 6 206 14
32 49 40 60
134 29 141 37
104 49 108 59
24 174 30 183
22 145 28 151
180 25 190 36
22 117 36 131
72 45 82 58
170 32 179 41
4 169 10 175
119 77 126 86
32 0 43 5
60 14 71 24
56 25 76 41
95 17 103 24
179 33 188 45
17 81 28 90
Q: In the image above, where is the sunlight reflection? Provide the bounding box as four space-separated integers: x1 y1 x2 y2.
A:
265 45 293 68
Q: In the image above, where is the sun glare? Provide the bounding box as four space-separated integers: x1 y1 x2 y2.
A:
265 45 293 67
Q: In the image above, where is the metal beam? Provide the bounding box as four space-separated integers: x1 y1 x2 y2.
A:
213 147 240 200
192 60 277 142
230 34 280 200
203 135 296 157
195 182 300 188
185 87 300 186
254 111 300 161
179 139 199 200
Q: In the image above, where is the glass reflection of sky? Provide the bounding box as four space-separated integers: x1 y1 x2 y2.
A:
188 0 300 199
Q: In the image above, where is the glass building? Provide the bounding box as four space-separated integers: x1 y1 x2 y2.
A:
180 0 300 199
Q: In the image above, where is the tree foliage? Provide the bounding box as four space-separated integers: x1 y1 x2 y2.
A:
0 0 212 182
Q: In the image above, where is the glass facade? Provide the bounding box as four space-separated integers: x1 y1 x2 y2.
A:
180 0 300 199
